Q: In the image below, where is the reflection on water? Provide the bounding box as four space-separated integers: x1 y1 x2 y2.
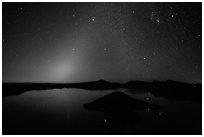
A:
3 88 201 135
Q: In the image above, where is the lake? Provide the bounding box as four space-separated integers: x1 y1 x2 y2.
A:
2 88 202 135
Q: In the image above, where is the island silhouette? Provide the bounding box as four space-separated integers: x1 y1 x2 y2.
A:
84 91 160 134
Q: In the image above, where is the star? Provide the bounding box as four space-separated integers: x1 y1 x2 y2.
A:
92 18 95 22
197 34 201 38
104 119 107 122
146 97 150 101
147 108 150 111
103 48 108 51
19 7 24 14
132 10 135 14
72 48 76 53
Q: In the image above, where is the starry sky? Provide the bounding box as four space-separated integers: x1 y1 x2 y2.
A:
2 2 202 83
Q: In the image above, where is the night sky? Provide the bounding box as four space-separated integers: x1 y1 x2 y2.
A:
2 2 202 83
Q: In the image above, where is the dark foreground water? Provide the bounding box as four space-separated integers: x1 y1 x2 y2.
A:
3 88 201 135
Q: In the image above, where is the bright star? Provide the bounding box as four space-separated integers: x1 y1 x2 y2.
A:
132 10 135 14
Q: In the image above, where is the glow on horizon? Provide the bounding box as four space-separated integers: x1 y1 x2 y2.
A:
47 59 76 83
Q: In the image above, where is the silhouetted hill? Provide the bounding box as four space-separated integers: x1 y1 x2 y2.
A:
84 91 159 111
84 91 159 133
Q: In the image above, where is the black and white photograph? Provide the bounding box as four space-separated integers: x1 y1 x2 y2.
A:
2 1 202 135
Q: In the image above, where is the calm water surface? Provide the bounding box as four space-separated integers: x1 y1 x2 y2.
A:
3 88 201 134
